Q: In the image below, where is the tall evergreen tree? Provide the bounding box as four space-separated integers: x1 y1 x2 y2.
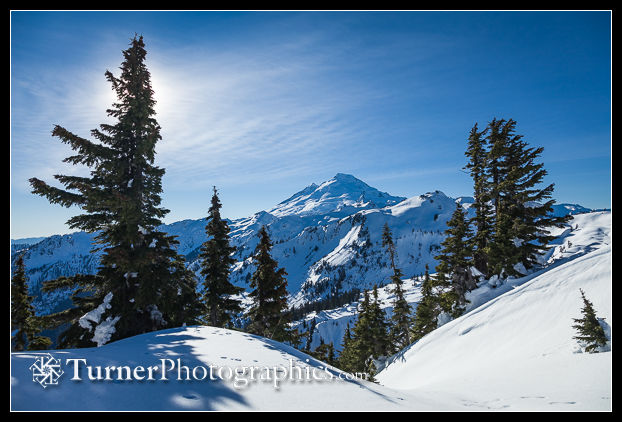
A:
382 224 412 352
463 123 493 277
368 285 390 359
572 289 608 353
11 255 51 351
338 322 357 372
11 255 35 351
346 287 390 374
246 226 295 344
312 338 336 367
435 203 477 317
345 291 373 372
382 223 399 273
484 118 570 277
199 187 243 327
411 265 441 342
29 35 201 348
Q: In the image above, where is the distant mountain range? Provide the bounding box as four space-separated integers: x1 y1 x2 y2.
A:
11 173 604 316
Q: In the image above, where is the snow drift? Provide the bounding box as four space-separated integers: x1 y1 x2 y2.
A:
11 213 612 411
11 326 451 411
376 212 612 411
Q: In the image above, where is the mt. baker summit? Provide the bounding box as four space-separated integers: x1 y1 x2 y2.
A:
268 173 405 218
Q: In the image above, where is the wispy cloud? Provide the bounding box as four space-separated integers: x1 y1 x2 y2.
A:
146 36 391 189
12 28 398 195
12 12 610 238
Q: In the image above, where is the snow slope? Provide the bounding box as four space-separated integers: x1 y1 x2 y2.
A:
298 212 612 355
11 326 452 411
376 212 612 411
11 212 611 411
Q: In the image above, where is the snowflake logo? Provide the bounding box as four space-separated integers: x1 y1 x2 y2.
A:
29 353 64 388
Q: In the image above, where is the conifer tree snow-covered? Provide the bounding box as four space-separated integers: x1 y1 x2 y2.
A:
199 187 243 328
246 226 296 344
382 224 412 352
29 35 201 348
11 255 51 351
572 289 608 353
435 203 477 317
484 118 570 277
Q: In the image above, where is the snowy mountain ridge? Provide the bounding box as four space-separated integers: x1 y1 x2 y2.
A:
11 174 602 318
295 211 612 353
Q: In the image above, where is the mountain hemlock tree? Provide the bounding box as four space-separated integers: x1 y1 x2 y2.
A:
347 287 390 374
344 290 371 372
338 322 357 372
410 265 442 342
572 289 608 353
484 118 570 278
368 285 390 360
464 123 494 277
247 226 296 344
435 203 477 317
312 338 336 367
11 255 52 351
11 255 35 351
381 223 412 352
199 187 243 328
29 35 201 348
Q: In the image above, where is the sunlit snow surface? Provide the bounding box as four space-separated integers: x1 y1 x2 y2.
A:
11 212 611 410
11 326 452 411
376 212 611 411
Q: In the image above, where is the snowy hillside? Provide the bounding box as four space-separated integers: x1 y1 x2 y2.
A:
10 326 452 411
375 211 612 411
298 212 611 357
10 213 611 411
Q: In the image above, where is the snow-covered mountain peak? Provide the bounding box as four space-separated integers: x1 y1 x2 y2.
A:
384 190 454 218
268 173 405 218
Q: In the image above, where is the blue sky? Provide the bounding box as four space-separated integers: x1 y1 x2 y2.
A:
11 11 611 238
